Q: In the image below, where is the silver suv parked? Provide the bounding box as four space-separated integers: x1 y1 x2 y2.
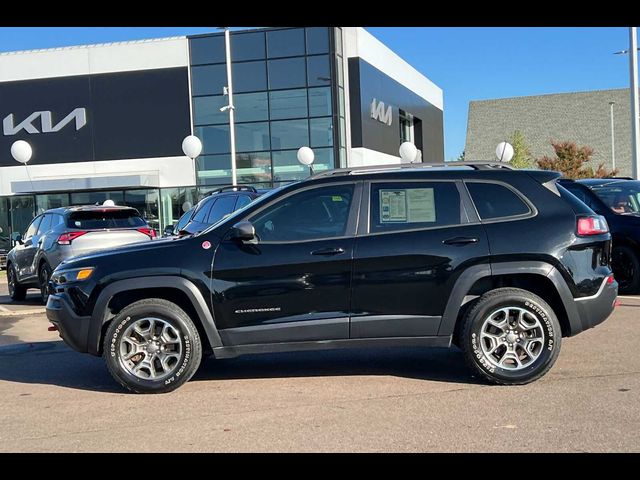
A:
7 205 156 303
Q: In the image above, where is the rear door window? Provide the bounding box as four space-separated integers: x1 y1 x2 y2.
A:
466 182 531 220
235 195 253 210
369 182 466 233
191 198 214 224
67 210 146 229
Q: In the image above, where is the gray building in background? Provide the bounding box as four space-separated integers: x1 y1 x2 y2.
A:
465 88 635 176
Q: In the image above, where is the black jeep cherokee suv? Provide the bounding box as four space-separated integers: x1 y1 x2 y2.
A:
46 163 618 393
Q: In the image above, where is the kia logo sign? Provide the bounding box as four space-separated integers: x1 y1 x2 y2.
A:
3 107 87 136
370 98 392 126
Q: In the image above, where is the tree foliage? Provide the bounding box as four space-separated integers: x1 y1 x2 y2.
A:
508 130 534 169
536 140 617 179
457 150 465 161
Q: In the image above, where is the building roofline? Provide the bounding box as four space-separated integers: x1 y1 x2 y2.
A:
0 35 187 57
469 87 631 104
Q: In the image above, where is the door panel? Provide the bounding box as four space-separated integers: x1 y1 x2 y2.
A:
211 182 361 343
351 180 490 338
14 215 42 281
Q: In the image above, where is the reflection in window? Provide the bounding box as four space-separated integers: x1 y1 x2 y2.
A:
266 29 305 58
196 125 230 154
310 117 333 148
269 89 308 119
268 57 306 90
36 194 70 215
235 122 270 152
308 87 332 117
197 155 231 185
306 27 330 55
250 184 354 242
234 92 269 122
193 96 228 125
270 119 309 150
237 152 272 184
70 191 124 206
191 64 227 96
312 147 334 173
231 31 266 61
190 36 225 65
232 61 267 93
307 55 331 86
272 150 308 183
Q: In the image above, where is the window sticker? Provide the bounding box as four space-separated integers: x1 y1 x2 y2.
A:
379 188 436 223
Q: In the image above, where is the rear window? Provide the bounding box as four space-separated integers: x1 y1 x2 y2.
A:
466 182 531 220
67 209 146 229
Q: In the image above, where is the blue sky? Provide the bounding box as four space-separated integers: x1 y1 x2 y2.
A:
0 27 631 159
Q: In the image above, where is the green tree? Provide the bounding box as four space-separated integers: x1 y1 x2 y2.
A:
536 140 617 179
457 150 465 161
508 130 533 169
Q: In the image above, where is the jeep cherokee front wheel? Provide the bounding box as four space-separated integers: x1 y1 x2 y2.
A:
460 287 561 385
103 298 203 394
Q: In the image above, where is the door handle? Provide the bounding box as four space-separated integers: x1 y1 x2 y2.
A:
311 247 345 256
443 236 478 245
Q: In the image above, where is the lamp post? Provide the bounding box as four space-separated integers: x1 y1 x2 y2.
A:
399 141 419 163
614 28 640 179
609 101 616 171
220 27 237 186
182 135 203 187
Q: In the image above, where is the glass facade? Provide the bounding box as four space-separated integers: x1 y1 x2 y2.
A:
189 27 344 187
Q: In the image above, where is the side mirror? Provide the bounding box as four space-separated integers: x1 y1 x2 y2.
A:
230 221 256 242
163 225 175 237
11 232 23 245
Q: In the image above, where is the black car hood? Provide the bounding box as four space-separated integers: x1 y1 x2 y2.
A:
57 233 218 269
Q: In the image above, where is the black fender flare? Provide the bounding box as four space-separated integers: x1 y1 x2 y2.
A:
438 261 580 337
87 276 223 355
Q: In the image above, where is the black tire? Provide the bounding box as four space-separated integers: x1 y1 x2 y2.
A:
460 287 562 385
103 298 203 394
7 264 27 301
611 245 640 295
38 262 52 305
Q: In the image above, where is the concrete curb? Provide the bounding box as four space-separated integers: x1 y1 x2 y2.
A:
0 308 46 317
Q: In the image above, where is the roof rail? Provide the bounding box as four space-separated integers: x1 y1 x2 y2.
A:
207 185 258 195
309 161 514 179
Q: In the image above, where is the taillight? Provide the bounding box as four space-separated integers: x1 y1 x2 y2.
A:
57 231 88 245
137 227 156 239
577 215 609 236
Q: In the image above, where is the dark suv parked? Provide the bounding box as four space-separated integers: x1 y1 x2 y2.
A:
46 163 617 393
163 186 264 237
559 178 640 294
7 206 155 304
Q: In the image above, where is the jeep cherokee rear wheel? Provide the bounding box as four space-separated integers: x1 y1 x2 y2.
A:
103 298 202 394
460 287 561 385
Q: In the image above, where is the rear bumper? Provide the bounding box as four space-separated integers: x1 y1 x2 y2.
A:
46 293 92 354
572 277 618 334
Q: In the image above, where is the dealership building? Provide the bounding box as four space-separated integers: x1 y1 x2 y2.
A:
0 27 443 245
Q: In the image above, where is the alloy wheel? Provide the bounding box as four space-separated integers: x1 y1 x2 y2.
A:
479 306 545 370
118 317 183 381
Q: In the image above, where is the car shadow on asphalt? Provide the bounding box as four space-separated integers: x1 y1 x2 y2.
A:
0 293 43 306
0 341 482 394
195 347 482 385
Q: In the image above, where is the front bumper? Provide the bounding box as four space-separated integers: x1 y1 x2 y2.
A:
572 277 618 333
46 293 92 353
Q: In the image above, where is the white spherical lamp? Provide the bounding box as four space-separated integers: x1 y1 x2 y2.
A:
11 140 33 164
399 141 418 163
103 199 116 207
297 146 315 166
496 142 514 163
182 135 203 160
182 201 192 213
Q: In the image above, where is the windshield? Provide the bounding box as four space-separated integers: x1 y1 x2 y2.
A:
590 181 640 214
195 183 292 236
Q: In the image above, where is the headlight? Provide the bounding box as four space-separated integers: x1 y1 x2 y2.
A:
52 267 95 284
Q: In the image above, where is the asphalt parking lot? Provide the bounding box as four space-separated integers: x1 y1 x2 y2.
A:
0 277 638 452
